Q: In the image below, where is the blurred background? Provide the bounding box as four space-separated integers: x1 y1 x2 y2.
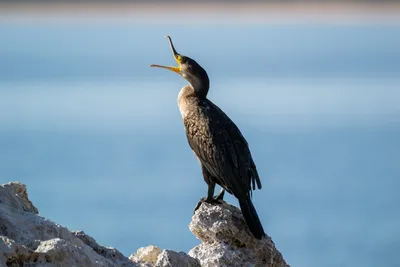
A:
1 1 400 266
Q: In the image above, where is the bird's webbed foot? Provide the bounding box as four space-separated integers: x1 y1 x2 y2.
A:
194 190 225 213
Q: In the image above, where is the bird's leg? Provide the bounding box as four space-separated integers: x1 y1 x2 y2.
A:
215 188 225 201
194 183 217 212
205 181 216 202
194 166 224 212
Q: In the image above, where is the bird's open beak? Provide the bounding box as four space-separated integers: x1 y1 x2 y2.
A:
150 36 182 74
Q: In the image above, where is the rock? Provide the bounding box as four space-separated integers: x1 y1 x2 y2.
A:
33 238 119 267
0 182 38 214
0 181 289 267
73 230 133 267
129 245 200 267
155 250 200 267
129 245 162 266
0 182 135 267
188 201 289 267
0 236 31 266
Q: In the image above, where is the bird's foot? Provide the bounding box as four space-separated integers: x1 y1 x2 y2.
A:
194 196 224 213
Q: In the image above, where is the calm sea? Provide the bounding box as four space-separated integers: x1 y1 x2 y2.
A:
1 19 400 267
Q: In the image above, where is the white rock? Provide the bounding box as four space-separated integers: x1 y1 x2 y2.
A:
129 246 200 267
188 201 289 267
73 230 133 267
33 238 117 267
129 245 162 266
0 181 289 267
155 250 200 267
0 182 135 267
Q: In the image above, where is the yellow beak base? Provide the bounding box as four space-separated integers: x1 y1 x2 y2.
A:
149 64 181 74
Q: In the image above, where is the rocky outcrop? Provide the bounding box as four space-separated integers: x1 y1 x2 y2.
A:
0 182 135 267
189 202 289 267
129 246 200 267
0 182 288 266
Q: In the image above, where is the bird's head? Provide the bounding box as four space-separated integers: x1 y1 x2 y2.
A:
150 36 209 97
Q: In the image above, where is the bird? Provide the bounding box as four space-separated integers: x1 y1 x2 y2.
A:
150 36 265 239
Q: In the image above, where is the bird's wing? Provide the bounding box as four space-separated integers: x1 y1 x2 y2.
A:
214 103 262 192
184 100 261 198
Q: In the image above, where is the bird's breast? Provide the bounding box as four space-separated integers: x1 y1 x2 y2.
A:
177 98 189 119
177 87 191 119
177 89 200 119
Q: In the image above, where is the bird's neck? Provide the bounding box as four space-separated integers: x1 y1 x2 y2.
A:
184 74 209 99
178 85 196 104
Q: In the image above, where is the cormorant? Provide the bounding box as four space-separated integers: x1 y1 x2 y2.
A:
150 36 265 239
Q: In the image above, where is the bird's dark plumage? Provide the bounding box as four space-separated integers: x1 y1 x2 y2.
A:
150 36 265 239
183 96 264 239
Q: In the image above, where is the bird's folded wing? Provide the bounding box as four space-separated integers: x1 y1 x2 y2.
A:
183 108 252 198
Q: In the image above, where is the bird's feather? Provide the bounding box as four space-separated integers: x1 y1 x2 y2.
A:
183 98 261 199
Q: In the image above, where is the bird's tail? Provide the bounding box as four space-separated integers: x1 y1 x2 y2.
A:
238 197 265 239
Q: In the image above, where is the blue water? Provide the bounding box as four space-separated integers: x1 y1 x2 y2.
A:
1 19 400 267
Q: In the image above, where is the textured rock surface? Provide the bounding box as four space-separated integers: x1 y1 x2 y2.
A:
0 182 135 267
188 201 289 267
129 245 162 266
0 182 288 267
129 245 200 267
